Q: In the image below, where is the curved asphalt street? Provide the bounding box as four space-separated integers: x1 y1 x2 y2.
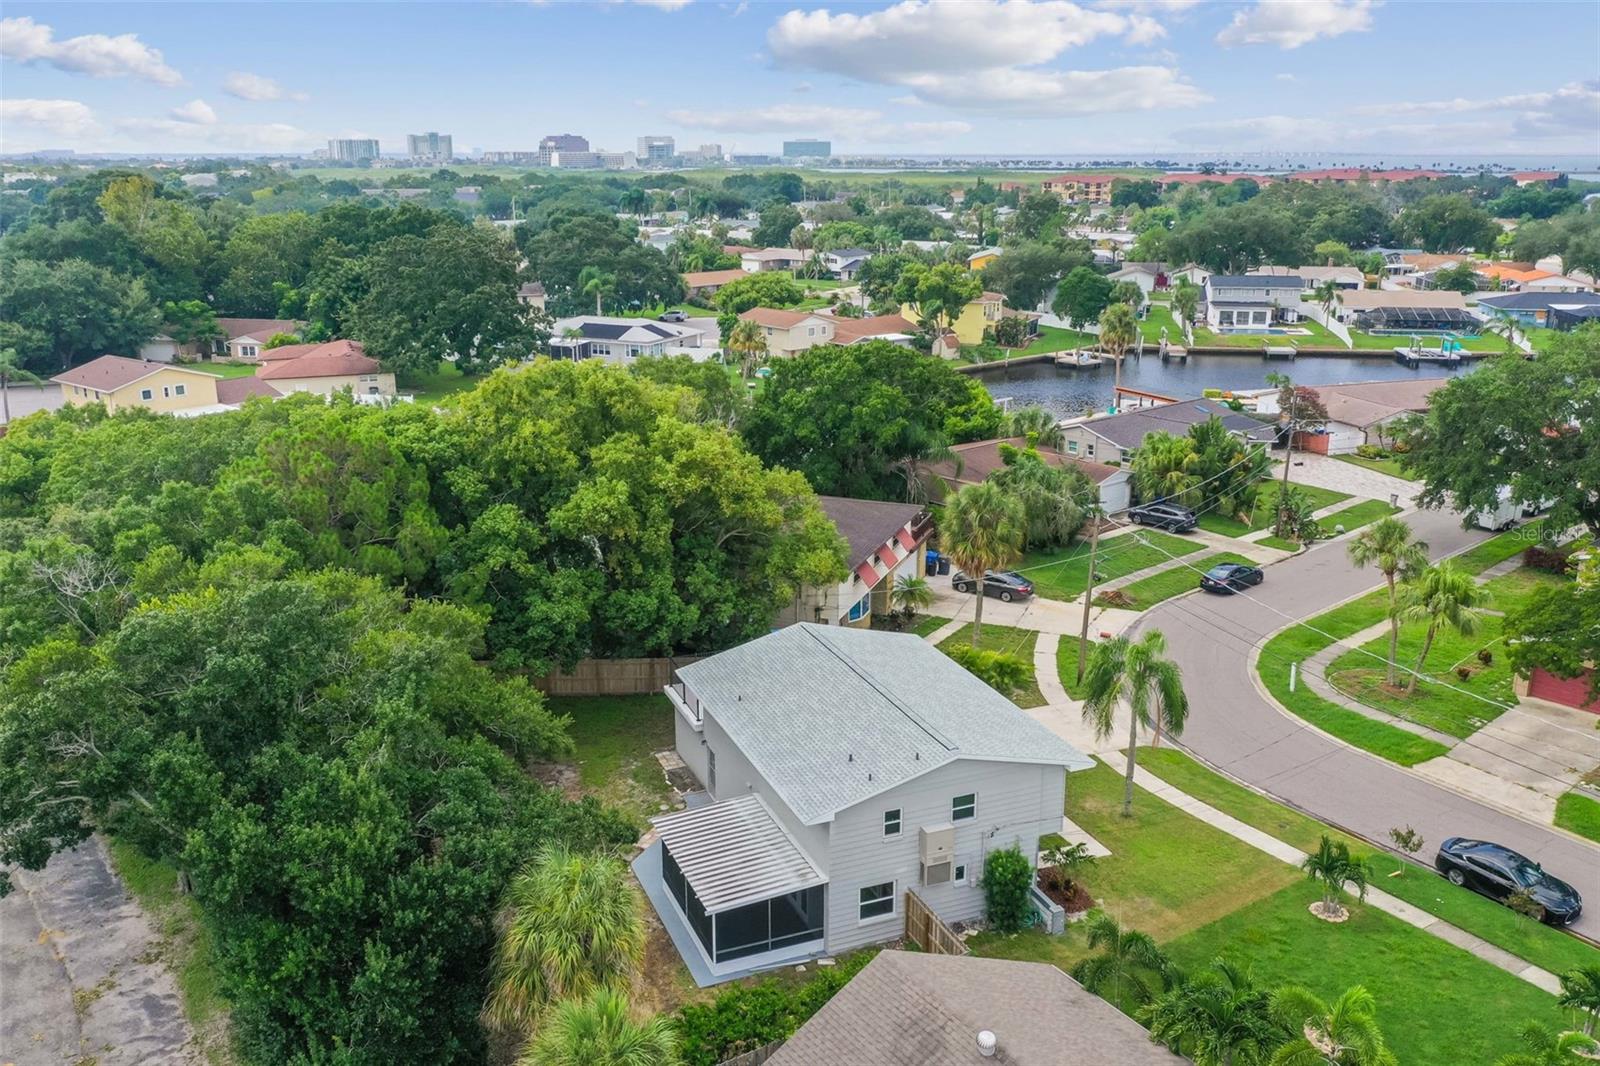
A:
1138 504 1600 940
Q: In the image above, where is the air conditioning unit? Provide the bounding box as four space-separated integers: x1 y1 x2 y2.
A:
920 824 955 864
922 859 952 886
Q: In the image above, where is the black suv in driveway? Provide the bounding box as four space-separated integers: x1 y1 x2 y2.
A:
952 570 1034 602
1200 562 1264 594
1435 837 1582 925
1128 502 1198 532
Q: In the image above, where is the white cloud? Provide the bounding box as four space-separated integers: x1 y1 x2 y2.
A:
766 0 1203 116
793 81 813 93
0 98 98 137
115 116 311 151
664 103 882 133
1216 0 1376 49
223 71 308 102
0 16 182 85
1094 0 1201 10
1356 80 1598 119
169 99 217 125
632 0 693 8
901 66 1209 116
1276 73 1297 82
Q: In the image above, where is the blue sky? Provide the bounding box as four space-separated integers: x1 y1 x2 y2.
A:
2 1 1597 158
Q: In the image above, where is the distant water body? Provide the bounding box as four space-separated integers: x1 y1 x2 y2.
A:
973 352 1478 419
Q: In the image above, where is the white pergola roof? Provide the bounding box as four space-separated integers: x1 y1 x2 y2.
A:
652 794 827 914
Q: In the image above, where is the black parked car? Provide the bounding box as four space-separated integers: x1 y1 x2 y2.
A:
1200 562 1264 594
1128 502 1198 533
952 570 1034 602
1434 838 1582 925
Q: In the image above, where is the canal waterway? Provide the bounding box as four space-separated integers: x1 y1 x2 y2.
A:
974 351 1478 418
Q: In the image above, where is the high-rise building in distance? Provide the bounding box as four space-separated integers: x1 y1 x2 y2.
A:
406 132 453 161
637 135 675 166
540 133 590 153
328 138 380 163
782 139 831 158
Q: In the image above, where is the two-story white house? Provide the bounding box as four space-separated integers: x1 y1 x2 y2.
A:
645 624 1093 983
1203 275 1305 330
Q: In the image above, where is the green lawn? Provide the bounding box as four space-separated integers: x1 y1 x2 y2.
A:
182 361 261 379
970 761 1569 1063
105 839 235 1064
1096 552 1254 611
547 695 676 817
1480 565 1572 616
1256 589 1452 765
1196 482 1352 539
1021 530 1203 602
1192 319 1346 349
1258 535 1303 552
938 623 1044 707
1055 635 1094 700
1333 453 1419 481
398 362 483 405
1452 518 1551 575
1164 880 1565 1066
1316 499 1402 538
1136 747 1600 978
1555 791 1600 844
1008 324 1097 356
1137 303 1185 344
1344 329 1509 353
908 613 952 638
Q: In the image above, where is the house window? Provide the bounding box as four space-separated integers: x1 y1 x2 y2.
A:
859 881 895 922
1085 443 1096 457
952 793 976 821
1066 440 1079 455
846 593 870 623
241 344 258 358
883 809 901 837
807 326 815 336
140 388 153 400
174 384 186 396
707 749 716 794
954 863 969 885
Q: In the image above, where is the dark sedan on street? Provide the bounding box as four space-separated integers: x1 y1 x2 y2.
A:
1200 562 1265 594
1434 837 1582 925
952 570 1034 602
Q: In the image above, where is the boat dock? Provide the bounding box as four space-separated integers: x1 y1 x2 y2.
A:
1054 349 1105 369
1393 347 1463 368
1262 345 1297 361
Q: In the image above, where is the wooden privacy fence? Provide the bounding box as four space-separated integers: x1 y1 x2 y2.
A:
717 1039 786 1066
529 656 702 697
903 890 969 957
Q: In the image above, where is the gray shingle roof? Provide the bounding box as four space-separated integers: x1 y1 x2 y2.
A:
1075 399 1276 451
675 624 1093 825
1478 291 1600 311
768 951 1190 1065
816 495 925 569
1209 274 1304 288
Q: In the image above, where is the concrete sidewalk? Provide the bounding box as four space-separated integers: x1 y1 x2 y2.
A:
1131 762 1562 995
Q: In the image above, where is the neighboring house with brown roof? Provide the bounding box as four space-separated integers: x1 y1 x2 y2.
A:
740 247 806 273
682 268 747 297
739 307 836 357
52 356 222 415
516 281 546 311
254 340 395 398
767 951 1188 1065
1332 288 1473 329
215 318 305 361
1300 378 1447 454
828 312 919 347
775 496 930 628
927 437 1132 514
214 377 283 407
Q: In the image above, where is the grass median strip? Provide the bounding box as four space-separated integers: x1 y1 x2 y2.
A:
908 613 952 638
1316 498 1402 537
1096 552 1253 611
938 622 1044 707
1555 791 1600 844
1137 747 1600 978
1196 482 1351 540
1334 453 1419 480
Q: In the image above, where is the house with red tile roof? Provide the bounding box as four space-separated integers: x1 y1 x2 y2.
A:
253 340 395 398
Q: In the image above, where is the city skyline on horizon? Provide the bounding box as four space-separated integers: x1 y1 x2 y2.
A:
1 1 1597 159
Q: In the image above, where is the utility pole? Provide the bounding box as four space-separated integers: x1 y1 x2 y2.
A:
1076 507 1103 685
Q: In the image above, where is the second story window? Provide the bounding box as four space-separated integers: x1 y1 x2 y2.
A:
952 793 976 821
883 809 901 837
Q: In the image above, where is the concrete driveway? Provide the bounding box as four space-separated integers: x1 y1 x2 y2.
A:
1136 506 1600 938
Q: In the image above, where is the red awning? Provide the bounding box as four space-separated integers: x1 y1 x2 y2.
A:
856 561 881 586
895 527 917 551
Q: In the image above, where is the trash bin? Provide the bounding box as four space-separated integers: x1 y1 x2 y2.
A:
938 556 951 576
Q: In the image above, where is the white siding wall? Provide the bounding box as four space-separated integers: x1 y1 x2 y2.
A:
820 759 1066 955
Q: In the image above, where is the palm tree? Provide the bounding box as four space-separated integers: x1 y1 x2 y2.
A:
1312 280 1342 324
1173 280 1200 334
888 434 959 504
1270 985 1397 1066
891 573 935 621
1485 309 1523 357
1394 561 1488 694
520 988 678 1066
0 347 44 426
1099 301 1138 401
1071 910 1171 1009
1082 630 1189 817
1132 432 1199 506
1493 1021 1599 1066
937 481 1025 646
1005 405 1064 451
1346 518 1429 687
1300 835 1370 922
726 319 767 379
1142 958 1282 1066
1557 966 1600 1036
579 266 618 316
483 845 646 1035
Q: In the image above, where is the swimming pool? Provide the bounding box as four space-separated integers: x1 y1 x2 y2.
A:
1219 327 1312 336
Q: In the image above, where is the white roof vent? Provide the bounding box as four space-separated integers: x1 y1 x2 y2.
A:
977 1030 997 1058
